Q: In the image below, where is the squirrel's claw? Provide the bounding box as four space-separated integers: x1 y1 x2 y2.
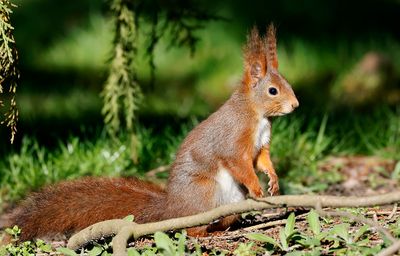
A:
248 184 264 198
252 187 264 198
268 176 280 196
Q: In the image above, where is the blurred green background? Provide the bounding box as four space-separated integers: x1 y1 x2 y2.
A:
4 0 399 142
0 0 399 203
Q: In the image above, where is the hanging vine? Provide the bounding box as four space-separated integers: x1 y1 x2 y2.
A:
0 0 19 144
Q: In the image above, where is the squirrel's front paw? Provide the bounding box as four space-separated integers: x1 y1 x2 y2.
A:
268 175 280 196
249 185 264 198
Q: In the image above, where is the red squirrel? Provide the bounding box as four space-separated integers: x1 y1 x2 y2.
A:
1 24 298 241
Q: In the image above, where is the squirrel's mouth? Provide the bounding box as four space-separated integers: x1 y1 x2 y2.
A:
264 102 297 117
264 111 286 117
267 109 295 117
274 112 287 116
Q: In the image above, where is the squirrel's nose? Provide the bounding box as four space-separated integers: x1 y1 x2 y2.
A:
291 98 299 109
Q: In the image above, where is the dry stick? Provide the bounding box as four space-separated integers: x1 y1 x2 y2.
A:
378 241 400 256
243 219 287 232
67 191 400 255
197 219 289 242
387 203 398 220
199 210 312 241
366 210 396 216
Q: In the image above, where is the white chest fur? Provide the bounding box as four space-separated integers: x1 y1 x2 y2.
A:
215 168 245 205
254 118 271 151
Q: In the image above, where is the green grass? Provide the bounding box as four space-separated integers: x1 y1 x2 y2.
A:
1 107 398 206
0 123 190 205
272 107 400 194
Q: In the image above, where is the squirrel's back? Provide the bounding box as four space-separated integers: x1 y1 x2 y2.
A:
1 177 166 241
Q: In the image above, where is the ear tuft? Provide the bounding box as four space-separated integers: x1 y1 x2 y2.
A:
245 27 263 55
266 23 278 69
242 26 267 88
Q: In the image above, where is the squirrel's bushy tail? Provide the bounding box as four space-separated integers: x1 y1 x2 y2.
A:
1 177 166 241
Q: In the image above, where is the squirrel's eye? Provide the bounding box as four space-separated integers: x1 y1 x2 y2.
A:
268 87 278 96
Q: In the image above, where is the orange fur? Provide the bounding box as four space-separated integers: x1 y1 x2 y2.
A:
256 145 279 195
2 177 166 241
1 24 298 240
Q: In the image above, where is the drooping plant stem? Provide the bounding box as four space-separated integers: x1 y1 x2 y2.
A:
101 0 222 141
0 0 19 144
101 0 142 138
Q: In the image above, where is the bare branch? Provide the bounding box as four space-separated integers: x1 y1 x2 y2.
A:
67 191 400 255
377 240 400 256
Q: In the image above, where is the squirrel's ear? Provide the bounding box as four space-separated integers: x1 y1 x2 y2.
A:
250 62 262 81
242 27 267 89
266 23 278 69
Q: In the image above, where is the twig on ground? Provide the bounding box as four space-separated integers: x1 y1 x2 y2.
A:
377 240 400 256
366 210 397 216
67 191 400 256
204 219 288 241
243 219 287 232
387 203 398 220
260 211 285 219
198 209 310 241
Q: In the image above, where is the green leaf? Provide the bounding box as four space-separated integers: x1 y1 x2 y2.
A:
245 233 282 249
315 231 328 241
284 251 304 256
36 239 52 253
307 209 321 235
123 215 135 222
5 225 21 238
285 212 296 237
175 231 187 255
353 225 369 242
154 231 175 256
39 243 52 253
279 229 289 251
356 238 370 247
88 246 103 256
127 248 141 256
192 243 203 256
331 223 350 243
57 247 78 256
298 235 321 248
233 242 255 256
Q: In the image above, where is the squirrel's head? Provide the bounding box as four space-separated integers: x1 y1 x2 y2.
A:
241 24 299 117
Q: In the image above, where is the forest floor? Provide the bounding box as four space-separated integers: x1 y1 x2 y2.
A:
131 155 400 255
2 155 398 255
